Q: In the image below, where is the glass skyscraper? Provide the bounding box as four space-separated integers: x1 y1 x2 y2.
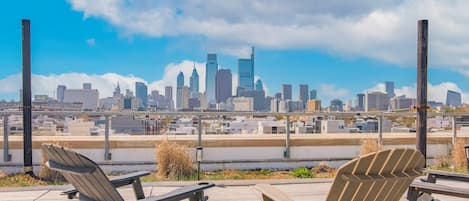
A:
255 79 263 91
282 84 292 100
176 72 184 109
238 47 255 91
135 82 148 109
299 84 309 103
189 66 199 97
216 69 232 103
385 81 395 99
205 54 218 103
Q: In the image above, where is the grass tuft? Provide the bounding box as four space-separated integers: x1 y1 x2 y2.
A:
452 138 468 171
360 138 381 155
156 140 195 180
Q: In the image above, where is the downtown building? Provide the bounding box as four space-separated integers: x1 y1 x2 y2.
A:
365 91 388 112
205 54 218 104
215 69 232 104
135 82 148 110
63 83 99 111
446 90 462 107
237 47 255 94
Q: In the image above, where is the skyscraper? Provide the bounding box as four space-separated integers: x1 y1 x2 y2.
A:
310 89 317 100
238 47 255 91
113 82 121 98
135 82 148 109
177 71 184 89
385 81 395 100
446 90 462 107
255 79 263 91
165 86 174 111
57 85 66 102
176 72 185 109
356 93 365 111
365 91 388 112
205 54 218 103
216 69 232 103
299 84 309 103
282 84 292 100
189 65 199 97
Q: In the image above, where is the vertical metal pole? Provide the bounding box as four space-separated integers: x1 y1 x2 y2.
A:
197 115 203 180
452 116 457 145
104 115 111 160
285 115 291 158
22 19 33 176
198 115 202 146
378 114 383 146
416 19 428 164
3 115 10 162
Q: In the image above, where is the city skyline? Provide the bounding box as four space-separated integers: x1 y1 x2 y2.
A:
1 1 469 105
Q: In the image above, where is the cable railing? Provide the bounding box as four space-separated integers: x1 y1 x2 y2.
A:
1 110 468 163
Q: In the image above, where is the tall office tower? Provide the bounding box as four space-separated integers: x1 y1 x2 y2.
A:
113 82 121 98
385 81 395 100
181 86 190 109
57 85 66 102
306 99 322 112
356 93 365 111
238 47 255 91
365 91 388 112
310 89 317 100
189 65 199 97
205 54 218 103
176 72 185 109
299 84 309 103
135 82 148 109
282 84 292 100
165 86 174 111
446 90 462 107
255 79 264 91
83 83 92 90
216 69 232 103
329 99 343 112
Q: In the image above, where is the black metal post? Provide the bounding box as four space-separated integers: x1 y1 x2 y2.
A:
22 19 34 176
417 20 428 165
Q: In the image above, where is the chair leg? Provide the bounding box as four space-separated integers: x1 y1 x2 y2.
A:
407 187 419 201
132 179 145 199
189 191 206 201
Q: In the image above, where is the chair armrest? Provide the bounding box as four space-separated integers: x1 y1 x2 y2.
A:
62 171 151 198
423 169 469 183
254 184 294 201
409 181 469 199
140 182 215 201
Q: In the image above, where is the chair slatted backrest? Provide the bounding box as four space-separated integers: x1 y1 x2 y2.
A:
325 148 424 201
42 144 124 201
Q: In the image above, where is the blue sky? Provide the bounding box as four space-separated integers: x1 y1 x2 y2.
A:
1 0 469 105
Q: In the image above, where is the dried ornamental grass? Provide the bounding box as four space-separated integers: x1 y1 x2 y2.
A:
452 138 468 170
156 140 195 179
360 138 381 155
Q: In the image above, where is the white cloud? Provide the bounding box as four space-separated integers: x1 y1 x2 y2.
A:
368 82 468 104
86 38 96 46
68 0 469 75
319 84 350 99
0 60 266 101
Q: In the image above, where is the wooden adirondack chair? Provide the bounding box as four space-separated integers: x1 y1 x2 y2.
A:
42 144 215 201
255 148 425 201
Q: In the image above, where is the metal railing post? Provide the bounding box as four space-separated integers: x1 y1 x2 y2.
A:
104 115 111 160
284 115 291 158
452 116 457 145
378 113 383 146
197 115 203 180
3 115 11 162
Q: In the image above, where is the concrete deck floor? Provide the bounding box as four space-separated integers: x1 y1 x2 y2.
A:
0 179 467 201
